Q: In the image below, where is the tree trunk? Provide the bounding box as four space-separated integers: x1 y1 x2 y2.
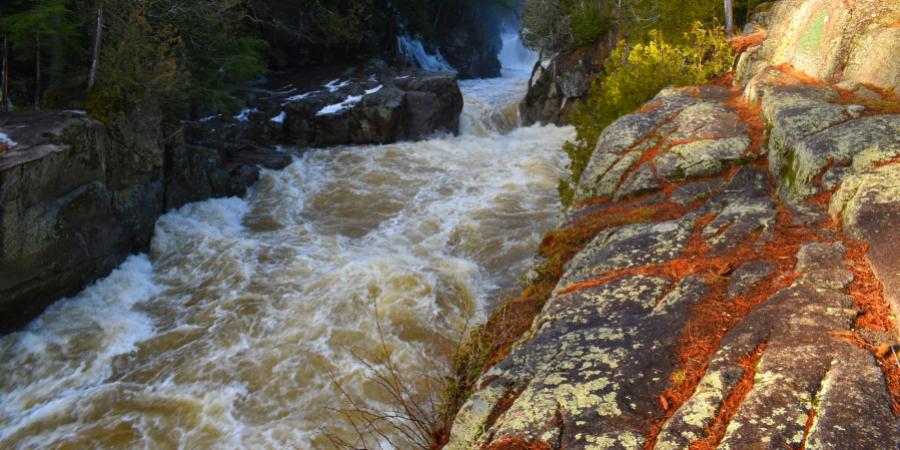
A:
724 0 735 36
88 4 103 89
34 36 41 110
2 34 8 112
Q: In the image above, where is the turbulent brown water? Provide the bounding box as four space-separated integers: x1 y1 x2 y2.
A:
0 68 574 449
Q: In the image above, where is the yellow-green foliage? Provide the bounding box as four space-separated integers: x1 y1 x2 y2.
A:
559 23 734 205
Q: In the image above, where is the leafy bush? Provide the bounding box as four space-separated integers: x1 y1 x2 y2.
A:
558 23 734 206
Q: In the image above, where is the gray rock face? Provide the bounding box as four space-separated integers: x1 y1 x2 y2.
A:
736 0 900 92
728 260 775 299
450 12 900 445
0 109 294 334
189 70 463 152
519 47 607 126
0 111 163 332
573 86 760 204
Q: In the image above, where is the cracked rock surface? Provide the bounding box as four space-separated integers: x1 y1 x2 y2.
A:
447 6 900 446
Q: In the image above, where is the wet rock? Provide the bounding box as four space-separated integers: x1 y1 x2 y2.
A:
728 260 774 299
520 48 607 126
0 112 164 332
189 70 463 151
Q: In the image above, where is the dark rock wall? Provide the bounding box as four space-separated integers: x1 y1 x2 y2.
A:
0 112 163 332
0 70 465 334
520 43 611 126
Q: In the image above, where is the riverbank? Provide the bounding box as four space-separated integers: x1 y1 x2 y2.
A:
0 68 575 448
445 1 900 446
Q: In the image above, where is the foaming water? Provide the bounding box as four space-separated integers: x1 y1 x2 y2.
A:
0 71 574 448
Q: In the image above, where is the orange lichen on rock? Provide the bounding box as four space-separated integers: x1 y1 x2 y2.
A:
843 239 900 414
689 341 768 450
482 438 552 450
730 30 767 53
642 205 822 449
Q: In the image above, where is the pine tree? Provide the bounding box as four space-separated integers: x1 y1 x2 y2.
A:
0 0 75 109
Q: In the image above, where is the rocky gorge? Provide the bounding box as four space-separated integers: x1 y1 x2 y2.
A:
447 0 900 448
0 69 463 333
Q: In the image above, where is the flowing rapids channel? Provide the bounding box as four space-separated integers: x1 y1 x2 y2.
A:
0 68 574 449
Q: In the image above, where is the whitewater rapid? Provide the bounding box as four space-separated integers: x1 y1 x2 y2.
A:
0 66 573 448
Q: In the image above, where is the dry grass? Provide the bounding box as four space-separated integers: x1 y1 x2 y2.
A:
326 306 458 450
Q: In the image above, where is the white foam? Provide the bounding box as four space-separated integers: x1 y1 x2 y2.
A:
233 108 258 122
269 111 286 123
316 94 363 116
284 92 312 102
0 75 575 448
324 79 351 92
0 131 15 147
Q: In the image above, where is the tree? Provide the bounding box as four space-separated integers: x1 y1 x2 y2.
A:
88 1 102 89
724 0 734 35
2 34 8 111
0 0 75 109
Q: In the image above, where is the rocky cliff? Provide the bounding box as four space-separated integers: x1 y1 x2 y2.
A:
0 70 463 334
519 44 609 126
448 1 900 448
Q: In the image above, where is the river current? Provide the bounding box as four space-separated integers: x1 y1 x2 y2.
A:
0 60 574 448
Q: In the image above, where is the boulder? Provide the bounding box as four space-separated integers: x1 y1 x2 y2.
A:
738 0 900 91
0 111 163 332
520 45 609 126
189 70 462 151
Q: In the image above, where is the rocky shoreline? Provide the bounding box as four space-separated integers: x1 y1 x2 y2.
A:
0 69 463 334
447 0 900 447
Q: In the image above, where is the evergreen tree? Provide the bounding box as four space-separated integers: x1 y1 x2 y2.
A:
0 0 75 109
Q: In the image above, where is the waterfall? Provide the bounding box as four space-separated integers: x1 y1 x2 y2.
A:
397 35 457 73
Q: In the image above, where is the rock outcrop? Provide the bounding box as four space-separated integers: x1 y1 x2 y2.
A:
449 1 900 448
190 70 463 152
0 110 285 333
0 69 465 334
520 45 610 126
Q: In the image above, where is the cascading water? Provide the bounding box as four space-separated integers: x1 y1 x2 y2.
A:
0 34 573 449
397 35 457 73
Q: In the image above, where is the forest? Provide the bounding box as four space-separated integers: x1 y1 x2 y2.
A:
0 0 515 122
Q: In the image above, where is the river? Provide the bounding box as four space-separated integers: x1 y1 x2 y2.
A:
0 54 574 448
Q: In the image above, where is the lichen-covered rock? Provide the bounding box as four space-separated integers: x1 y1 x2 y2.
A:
574 88 759 204
458 274 699 448
777 115 900 201
656 137 751 181
830 164 900 337
557 215 696 290
728 260 775 299
738 0 900 91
